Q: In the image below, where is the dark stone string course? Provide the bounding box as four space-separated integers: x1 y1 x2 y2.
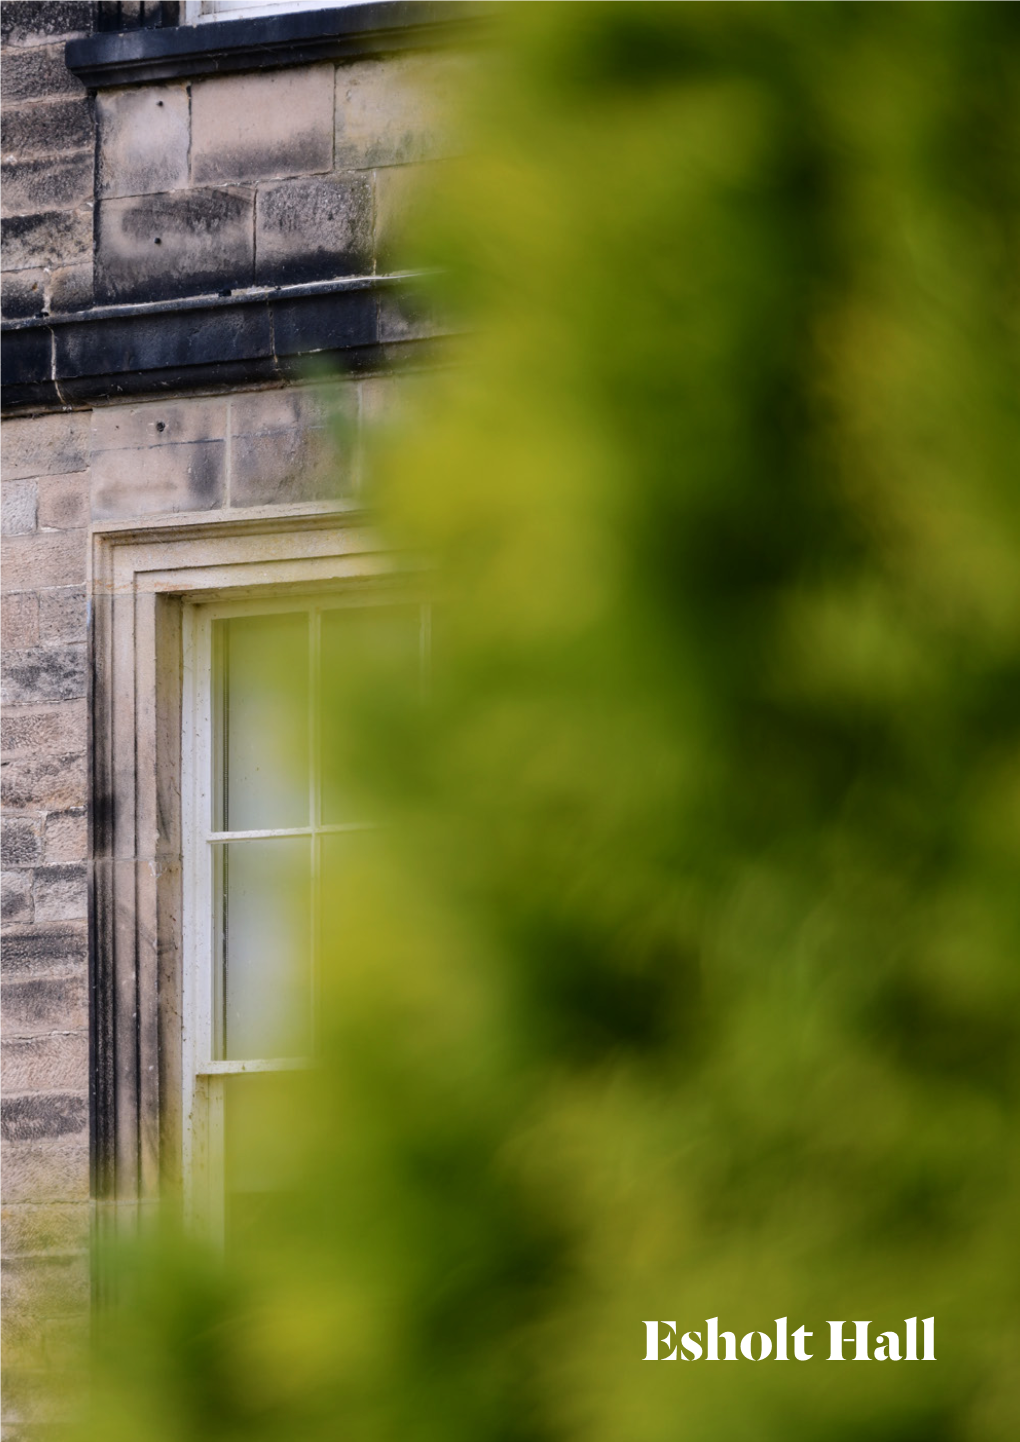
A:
1 274 442 412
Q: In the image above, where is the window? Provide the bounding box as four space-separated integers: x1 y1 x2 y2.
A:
89 505 425 1239
182 594 426 1240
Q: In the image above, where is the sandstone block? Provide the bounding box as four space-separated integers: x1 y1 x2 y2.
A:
1 206 91 270
32 865 87 924
91 440 225 519
91 394 227 453
191 64 334 185
0 1093 88 1145
1 818 43 867
2 1033 88 1094
97 84 189 199
0 42 86 103
0 593 39 650
0 1142 89 1203
0 1203 89 1255
0 923 87 978
95 188 254 304
42 810 85 866
0 98 92 156
0 153 93 220
49 259 92 312
37 588 85 645
0 753 86 812
1 412 88 483
0 1254 90 1327
1 479 37 536
36 473 88 531
255 173 372 286
231 427 340 507
335 53 464 169
2 871 33 924
1 266 48 320
1 703 86 759
1 533 86 591
0 974 87 1036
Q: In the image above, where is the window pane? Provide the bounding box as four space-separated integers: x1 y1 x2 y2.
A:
319 604 422 825
216 612 309 832
219 837 311 1059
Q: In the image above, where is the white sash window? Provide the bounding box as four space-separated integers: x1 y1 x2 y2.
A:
182 593 427 1242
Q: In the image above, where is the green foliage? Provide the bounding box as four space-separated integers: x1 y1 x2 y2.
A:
76 5 1020 1439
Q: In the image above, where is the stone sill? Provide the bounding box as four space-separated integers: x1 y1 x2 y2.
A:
0 271 443 414
65 1 484 88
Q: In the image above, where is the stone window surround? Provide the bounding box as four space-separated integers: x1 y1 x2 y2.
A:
89 501 406 1241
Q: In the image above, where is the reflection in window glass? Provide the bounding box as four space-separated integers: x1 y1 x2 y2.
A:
215 612 310 832
219 837 311 1059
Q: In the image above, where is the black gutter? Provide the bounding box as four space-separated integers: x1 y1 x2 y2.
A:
66 1 485 89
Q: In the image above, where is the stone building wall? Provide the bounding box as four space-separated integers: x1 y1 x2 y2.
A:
1 2 461 1427
92 47 456 301
1 2 98 319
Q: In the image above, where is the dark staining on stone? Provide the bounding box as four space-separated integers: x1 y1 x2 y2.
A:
1 1092 88 1143
35 862 87 891
1 207 91 271
96 188 255 303
1 270 47 321
185 439 226 510
1 2 95 47
0 754 85 812
1 819 43 867
118 189 248 243
0 924 88 978
1 647 87 706
49 262 93 314
0 153 94 218
2 975 87 1030
0 43 88 104
255 175 373 287
0 98 94 157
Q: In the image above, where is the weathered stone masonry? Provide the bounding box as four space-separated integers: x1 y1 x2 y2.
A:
2 2 470 1427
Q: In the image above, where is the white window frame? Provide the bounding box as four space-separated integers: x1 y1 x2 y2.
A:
89 503 422 1245
181 591 428 1240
